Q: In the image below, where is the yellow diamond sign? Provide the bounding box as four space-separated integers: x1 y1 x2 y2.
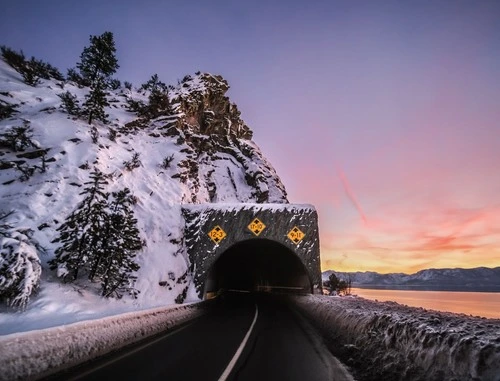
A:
288 226 305 244
208 226 226 244
248 218 266 236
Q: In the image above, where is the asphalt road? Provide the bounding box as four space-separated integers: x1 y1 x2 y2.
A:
48 294 353 381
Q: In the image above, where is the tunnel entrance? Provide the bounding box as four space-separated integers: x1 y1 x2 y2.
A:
203 239 313 298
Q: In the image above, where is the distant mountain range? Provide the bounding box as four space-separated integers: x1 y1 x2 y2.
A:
322 267 500 292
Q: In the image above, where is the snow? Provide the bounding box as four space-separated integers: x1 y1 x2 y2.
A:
294 295 500 381
0 301 208 381
183 202 315 212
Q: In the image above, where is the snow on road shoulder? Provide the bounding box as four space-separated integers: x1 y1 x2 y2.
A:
0 301 209 381
294 295 500 381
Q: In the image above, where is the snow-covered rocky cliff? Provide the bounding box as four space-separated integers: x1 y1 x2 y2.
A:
0 57 287 328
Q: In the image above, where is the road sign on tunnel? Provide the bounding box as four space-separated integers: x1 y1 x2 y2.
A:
248 218 266 236
287 226 305 244
208 226 227 244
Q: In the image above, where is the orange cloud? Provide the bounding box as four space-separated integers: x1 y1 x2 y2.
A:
320 204 500 273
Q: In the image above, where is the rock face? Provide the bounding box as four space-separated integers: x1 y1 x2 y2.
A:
173 73 252 139
160 72 288 204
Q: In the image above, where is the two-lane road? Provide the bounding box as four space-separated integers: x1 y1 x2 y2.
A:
47 294 353 381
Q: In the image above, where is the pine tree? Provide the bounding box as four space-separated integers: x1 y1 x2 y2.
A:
0 121 38 152
98 188 142 298
0 212 42 309
49 170 109 281
83 80 109 124
141 74 165 92
50 171 143 298
1 46 64 85
58 91 81 116
67 67 87 87
20 61 41 86
147 87 170 118
140 74 171 119
1 46 26 71
77 32 119 125
77 32 119 86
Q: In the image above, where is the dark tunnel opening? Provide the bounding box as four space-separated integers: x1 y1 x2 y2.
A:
203 239 312 298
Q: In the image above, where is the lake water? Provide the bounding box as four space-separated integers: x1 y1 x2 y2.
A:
351 288 500 319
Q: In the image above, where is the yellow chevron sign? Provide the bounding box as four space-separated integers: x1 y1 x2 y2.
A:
208 226 226 244
248 218 266 236
287 226 305 244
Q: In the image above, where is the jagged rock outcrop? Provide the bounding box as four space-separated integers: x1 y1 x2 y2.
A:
134 72 288 204
173 73 252 139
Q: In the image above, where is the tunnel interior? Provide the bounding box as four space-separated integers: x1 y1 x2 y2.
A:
203 239 312 298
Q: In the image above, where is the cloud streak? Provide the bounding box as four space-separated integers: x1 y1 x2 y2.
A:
336 165 368 225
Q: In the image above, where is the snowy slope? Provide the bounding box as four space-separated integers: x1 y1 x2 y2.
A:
0 59 287 334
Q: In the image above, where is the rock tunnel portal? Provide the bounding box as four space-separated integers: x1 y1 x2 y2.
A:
203 239 312 297
182 203 322 299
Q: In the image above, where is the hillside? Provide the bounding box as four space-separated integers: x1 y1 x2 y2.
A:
323 266 500 292
0 52 287 332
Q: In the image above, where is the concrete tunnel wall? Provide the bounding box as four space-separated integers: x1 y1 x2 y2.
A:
182 203 322 299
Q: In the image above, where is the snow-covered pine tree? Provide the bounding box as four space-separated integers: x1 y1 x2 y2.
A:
49 169 109 281
99 188 143 298
58 91 81 116
0 212 42 309
77 31 119 124
0 121 38 152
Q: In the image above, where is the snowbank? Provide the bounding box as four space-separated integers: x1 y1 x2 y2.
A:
0 301 209 381
294 295 500 381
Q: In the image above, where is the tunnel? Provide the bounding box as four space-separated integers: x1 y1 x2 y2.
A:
203 239 313 298
183 203 323 298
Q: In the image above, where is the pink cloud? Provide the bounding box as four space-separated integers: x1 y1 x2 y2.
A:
321 203 500 272
336 165 368 225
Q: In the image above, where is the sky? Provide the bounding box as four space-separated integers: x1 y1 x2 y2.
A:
1 0 499 274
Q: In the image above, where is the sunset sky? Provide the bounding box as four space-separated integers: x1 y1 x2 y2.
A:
2 0 499 274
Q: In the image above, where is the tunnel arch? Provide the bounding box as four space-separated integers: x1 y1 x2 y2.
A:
203 239 313 298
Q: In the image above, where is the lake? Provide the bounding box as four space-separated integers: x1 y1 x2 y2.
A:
350 288 500 319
